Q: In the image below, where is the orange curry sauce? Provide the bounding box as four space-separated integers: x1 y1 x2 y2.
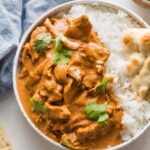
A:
17 15 123 149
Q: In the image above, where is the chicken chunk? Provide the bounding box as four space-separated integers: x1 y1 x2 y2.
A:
83 71 100 89
46 103 71 121
44 18 80 50
25 59 48 89
61 133 86 150
64 15 92 42
68 65 85 83
80 45 99 62
43 79 63 103
61 122 112 149
54 64 68 84
30 26 48 42
76 122 112 143
63 78 80 104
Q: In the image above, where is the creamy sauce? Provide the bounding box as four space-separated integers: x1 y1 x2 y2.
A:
17 78 122 149
17 15 123 149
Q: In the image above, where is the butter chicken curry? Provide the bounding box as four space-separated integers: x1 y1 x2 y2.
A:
17 15 123 149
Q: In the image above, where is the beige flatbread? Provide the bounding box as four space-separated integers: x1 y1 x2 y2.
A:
0 126 12 150
134 0 150 8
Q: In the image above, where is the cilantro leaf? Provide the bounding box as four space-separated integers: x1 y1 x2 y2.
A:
53 53 60 64
96 77 110 94
84 102 109 125
54 38 63 53
61 48 71 57
31 97 47 112
53 38 71 65
34 34 51 53
97 113 109 125
84 102 108 120
59 54 70 64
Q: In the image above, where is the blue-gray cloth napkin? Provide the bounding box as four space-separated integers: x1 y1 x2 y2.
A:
0 0 70 95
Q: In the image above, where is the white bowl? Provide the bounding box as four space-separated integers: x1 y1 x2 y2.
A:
13 0 150 150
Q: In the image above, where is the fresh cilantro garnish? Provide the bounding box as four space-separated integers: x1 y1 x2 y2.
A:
84 102 109 125
34 34 51 53
31 97 47 112
96 77 110 94
84 102 108 120
54 38 63 53
34 36 71 64
53 38 71 65
97 113 109 125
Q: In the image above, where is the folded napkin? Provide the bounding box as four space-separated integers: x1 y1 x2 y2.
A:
0 0 70 95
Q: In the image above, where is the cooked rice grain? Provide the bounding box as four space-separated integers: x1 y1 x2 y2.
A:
64 4 150 141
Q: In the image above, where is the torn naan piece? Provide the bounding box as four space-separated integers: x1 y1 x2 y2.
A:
123 28 150 101
0 126 12 150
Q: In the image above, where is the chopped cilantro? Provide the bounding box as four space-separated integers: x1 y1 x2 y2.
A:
31 97 47 112
96 77 110 94
97 113 109 125
53 38 71 65
84 102 109 125
34 34 51 53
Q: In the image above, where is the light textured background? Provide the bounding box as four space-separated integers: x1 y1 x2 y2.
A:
0 0 150 150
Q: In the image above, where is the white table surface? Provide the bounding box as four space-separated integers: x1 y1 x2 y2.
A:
0 0 150 150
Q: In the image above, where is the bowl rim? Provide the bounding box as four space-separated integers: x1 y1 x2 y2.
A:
13 0 150 150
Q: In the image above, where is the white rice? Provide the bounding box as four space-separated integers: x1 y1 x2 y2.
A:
63 4 150 142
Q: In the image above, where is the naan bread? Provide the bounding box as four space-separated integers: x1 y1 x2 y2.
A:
0 126 12 150
123 28 150 101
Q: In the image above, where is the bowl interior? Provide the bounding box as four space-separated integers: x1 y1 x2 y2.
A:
13 1 149 150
